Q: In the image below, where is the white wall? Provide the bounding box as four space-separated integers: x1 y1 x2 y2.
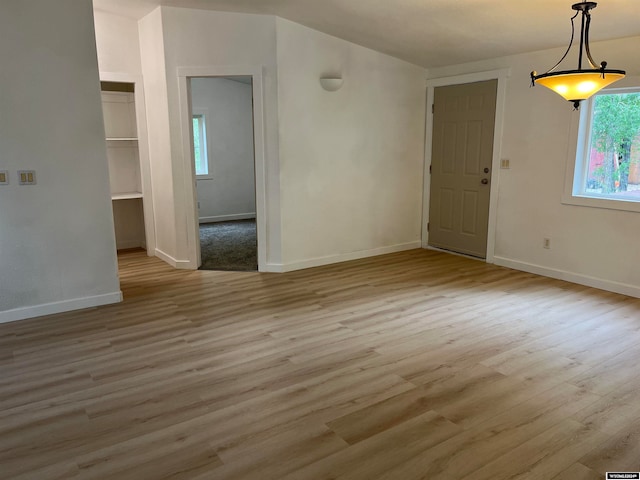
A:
276 18 428 268
191 77 256 223
139 8 178 264
0 0 121 322
137 8 426 271
93 9 143 75
427 36 640 296
143 7 282 267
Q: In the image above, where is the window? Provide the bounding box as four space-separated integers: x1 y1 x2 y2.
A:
568 88 640 210
192 114 209 177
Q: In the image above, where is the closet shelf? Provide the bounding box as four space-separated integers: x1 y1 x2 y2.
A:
111 192 143 200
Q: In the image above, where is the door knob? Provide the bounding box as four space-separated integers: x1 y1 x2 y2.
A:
481 178 489 185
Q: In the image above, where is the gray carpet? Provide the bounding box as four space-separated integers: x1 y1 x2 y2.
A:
199 219 257 272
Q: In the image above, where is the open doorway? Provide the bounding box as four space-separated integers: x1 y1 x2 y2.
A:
99 74 155 267
189 76 257 271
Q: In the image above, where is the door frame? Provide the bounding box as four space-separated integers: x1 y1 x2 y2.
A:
177 65 267 271
422 68 510 263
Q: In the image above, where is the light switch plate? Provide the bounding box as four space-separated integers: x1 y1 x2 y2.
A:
0 170 8 185
18 170 36 185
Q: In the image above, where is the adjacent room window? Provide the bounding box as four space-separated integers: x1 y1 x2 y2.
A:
571 89 640 206
192 114 209 176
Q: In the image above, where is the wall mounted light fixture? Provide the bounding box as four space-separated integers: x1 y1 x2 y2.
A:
319 77 343 92
530 2 625 109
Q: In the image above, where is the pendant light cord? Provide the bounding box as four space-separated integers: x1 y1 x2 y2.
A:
583 12 599 68
546 10 580 74
530 9 579 87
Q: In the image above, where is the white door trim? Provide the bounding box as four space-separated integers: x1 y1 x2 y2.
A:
177 65 267 271
422 68 510 263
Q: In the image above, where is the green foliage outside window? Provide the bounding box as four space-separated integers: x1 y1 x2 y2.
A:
193 115 208 176
587 93 640 194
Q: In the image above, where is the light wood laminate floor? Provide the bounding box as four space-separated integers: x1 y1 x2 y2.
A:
1 249 640 479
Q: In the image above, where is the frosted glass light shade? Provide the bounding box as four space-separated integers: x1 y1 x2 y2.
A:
319 77 343 91
534 70 625 102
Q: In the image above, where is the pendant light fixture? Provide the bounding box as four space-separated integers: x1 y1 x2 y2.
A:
530 2 625 109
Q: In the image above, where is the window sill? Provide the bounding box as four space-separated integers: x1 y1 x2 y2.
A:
561 193 640 213
196 175 213 181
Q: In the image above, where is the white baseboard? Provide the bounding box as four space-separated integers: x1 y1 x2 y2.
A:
199 213 256 224
262 263 284 273
268 241 422 273
155 248 194 270
0 291 123 324
493 256 640 299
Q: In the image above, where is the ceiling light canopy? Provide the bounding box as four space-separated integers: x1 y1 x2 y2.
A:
530 2 625 109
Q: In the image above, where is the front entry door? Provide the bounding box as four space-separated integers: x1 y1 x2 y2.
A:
428 80 497 258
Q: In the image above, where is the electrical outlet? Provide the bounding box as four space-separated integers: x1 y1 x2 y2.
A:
18 170 36 185
0 170 8 185
501 159 510 169
543 237 551 249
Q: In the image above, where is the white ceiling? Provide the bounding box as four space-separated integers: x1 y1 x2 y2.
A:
92 0 640 68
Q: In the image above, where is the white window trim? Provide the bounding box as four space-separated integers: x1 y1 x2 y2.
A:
193 107 212 180
562 79 640 213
